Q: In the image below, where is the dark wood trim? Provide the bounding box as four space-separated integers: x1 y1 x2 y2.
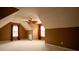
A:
38 24 41 39
11 24 13 41
18 25 20 40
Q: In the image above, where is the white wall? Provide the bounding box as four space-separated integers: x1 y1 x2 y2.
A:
39 8 79 29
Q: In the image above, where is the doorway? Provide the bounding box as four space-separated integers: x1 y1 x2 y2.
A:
11 24 20 41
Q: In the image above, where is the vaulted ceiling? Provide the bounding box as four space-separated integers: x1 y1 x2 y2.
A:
0 7 32 30
0 7 19 19
0 7 79 30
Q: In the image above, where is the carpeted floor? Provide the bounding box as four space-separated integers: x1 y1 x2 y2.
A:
0 40 73 51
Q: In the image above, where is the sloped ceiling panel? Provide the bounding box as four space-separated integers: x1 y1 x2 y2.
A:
0 7 19 19
0 9 32 30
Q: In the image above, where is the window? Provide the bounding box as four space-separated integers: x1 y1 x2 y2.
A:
41 25 45 37
13 25 18 37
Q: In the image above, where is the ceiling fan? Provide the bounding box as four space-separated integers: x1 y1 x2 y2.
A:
25 16 37 24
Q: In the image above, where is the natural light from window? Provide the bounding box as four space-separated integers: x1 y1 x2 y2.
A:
13 25 18 37
41 25 45 37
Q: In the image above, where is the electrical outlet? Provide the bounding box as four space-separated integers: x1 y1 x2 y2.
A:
60 42 63 45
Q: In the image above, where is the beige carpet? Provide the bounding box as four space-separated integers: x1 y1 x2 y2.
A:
0 40 72 51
